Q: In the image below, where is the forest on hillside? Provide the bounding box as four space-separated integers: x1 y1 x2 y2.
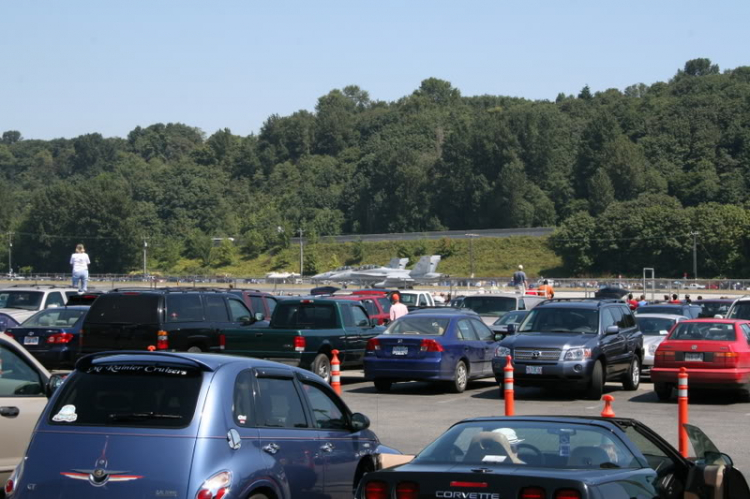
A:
1 58 749 276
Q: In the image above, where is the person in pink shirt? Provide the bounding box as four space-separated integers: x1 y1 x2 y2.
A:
389 293 409 321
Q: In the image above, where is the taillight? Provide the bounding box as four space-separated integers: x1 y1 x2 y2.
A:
5 457 24 497
47 333 74 344
294 336 306 352
420 339 444 352
655 350 675 362
366 338 381 351
364 480 388 499
555 489 581 499
219 333 226 350
520 487 546 499
4 478 14 496
396 481 419 499
157 330 169 350
715 351 739 366
195 470 231 499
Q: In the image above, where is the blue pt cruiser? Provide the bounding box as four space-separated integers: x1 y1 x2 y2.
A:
5 351 397 499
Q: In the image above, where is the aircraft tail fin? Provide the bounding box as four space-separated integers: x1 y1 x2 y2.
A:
428 255 441 274
387 257 409 269
410 256 432 276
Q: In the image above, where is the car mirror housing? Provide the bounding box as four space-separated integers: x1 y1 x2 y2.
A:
254 312 265 322
605 325 620 335
506 323 516 334
46 372 68 397
714 314 724 319
351 412 370 431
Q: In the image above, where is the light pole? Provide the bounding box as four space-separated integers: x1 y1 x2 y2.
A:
465 233 479 279
690 231 699 280
8 232 12 276
298 228 304 277
143 240 148 280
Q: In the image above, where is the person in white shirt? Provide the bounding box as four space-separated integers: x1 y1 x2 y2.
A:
389 293 409 321
70 243 91 292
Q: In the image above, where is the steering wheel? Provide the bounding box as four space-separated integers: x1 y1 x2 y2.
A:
516 443 544 466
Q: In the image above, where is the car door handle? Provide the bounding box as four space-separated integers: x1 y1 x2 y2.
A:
320 442 334 453
255 332 264 337
0 406 20 418
262 443 280 455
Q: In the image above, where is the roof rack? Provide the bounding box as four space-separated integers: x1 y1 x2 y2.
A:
541 298 622 305
110 286 235 294
5 284 79 290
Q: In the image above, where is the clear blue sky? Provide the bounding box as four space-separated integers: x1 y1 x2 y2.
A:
2 0 749 140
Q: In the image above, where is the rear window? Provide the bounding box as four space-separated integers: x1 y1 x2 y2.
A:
635 317 675 336
462 296 517 317
636 306 683 316
0 291 44 311
23 308 87 327
727 302 750 320
385 316 450 335
272 303 337 329
85 294 161 324
49 362 202 428
670 322 736 341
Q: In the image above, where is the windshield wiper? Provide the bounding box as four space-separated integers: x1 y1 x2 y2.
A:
107 412 182 421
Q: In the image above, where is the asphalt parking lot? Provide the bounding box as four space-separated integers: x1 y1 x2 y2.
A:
339 371 750 475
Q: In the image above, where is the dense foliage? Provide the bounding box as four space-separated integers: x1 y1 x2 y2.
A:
1 58 749 276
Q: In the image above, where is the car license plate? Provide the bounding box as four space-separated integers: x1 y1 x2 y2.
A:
24 336 39 346
392 346 408 356
526 365 543 374
684 353 703 362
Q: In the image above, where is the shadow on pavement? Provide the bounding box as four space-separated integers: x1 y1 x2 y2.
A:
629 387 750 406
470 383 622 402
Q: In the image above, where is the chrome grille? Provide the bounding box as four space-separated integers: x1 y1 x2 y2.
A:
513 348 562 361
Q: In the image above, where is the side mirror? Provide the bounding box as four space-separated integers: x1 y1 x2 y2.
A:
46 372 68 397
494 332 505 341
370 318 379 327
238 315 253 325
605 325 620 335
714 314 724 319
351 412 370 431
506 323 516 334
254 312 265 322
357 319 370 327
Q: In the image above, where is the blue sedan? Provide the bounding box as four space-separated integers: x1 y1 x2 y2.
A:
364 312 499 393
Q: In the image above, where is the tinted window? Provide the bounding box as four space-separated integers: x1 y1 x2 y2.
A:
636 317 676 336
361 299 378 317
341 304 354 327
23 308 87 327
0 344 44 396
266 297 277 315
0 291 44 311
670 322 736 341
302 382 348 430
463 296 517 317
494 310 527 326
49 363 202 428
228 298 251 321
698 301 731 318
618 308 635 328
45 292 66 309
250 296 265 315
385 317 450 336
273 303 337 329
457 319 478 340
400 294 418 306
205 295 229 322
471 319 495 341
256 377 307 428
602 308 618 329
727 302 750 320
637 306 684 316
377 297 391 313
167 294 204 322
85 294 161 324
351 305 369 326
519 308 599 334
741 324 750 344
233 369 256 427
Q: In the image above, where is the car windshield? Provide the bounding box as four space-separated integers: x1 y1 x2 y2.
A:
727 302 750 320
50 362 203 428
23 308 87 328
0 291 44 311
635 317 675 336
415 420 639 469
494 311 527 326
462 296 516 317
697 302 731 318
518 308 599 334
384 317 450 335
669 322 736 341
399 294 418 306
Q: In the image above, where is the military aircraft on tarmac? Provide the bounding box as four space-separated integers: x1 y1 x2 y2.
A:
312 258 408 282
265 271 301 282
328 255 444 287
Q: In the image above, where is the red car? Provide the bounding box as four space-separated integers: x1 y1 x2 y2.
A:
652 318 750 401
331 294 391 325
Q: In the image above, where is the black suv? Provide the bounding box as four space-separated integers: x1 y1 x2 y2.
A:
80 288 256 355
491 299 643 399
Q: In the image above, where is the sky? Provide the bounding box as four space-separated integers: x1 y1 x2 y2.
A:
2 0 749 141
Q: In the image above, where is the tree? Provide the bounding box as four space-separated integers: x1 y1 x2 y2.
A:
681 58 720 77
588 169 615 215
1 131 21 145
549 211 597 275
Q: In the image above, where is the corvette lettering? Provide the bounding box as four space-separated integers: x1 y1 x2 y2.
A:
436 492 500 499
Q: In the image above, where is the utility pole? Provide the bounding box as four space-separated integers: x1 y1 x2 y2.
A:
143 239 148 280
7 232 13 276
298 228 304 278
690 231 699 280
465 233 479 278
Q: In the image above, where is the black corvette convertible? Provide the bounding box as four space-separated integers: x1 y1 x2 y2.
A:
358 416 749 499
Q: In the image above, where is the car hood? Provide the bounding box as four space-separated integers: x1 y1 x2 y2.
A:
501 332 599 349
643 335 667 349
0 308 37 321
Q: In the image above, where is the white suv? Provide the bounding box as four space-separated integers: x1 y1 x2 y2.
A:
0 285 80 324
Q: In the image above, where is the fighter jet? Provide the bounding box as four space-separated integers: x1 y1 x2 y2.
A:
330 255 444 287
313 258 408 282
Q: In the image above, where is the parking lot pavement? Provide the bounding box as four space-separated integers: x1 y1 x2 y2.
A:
340 370 750 474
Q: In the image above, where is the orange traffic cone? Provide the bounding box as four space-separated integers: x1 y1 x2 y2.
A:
601 394 615 418
330 349 342 395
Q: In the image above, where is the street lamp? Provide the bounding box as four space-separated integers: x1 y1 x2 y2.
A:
465 233 479 279
298 228 304 277
8 232 12 276
143 240 148 281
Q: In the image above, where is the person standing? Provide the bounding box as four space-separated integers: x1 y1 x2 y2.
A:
512 265 527 294
537 279 555 299
70 243 90 292
389 293 408 321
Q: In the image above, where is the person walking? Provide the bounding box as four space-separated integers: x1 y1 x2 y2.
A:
512 265 527 294
70 243 90 292
389 293 408 321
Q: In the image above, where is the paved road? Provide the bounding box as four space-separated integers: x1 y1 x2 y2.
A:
338 370 750 475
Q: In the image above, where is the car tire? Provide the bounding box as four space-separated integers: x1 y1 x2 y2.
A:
655 382 672 402
622 356 641 391
374 379 392 392
312 353 331 383
187 345 203 353
449 361 468 393
585 360 604 400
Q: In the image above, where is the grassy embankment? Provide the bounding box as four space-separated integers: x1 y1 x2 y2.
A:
173 236 564 279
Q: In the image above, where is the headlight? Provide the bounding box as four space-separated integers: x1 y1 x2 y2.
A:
648 344 658 355
564 348 592 361
494 346 511 358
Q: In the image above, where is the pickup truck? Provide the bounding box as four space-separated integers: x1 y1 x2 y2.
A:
221 297 384 382
398 290 436 310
